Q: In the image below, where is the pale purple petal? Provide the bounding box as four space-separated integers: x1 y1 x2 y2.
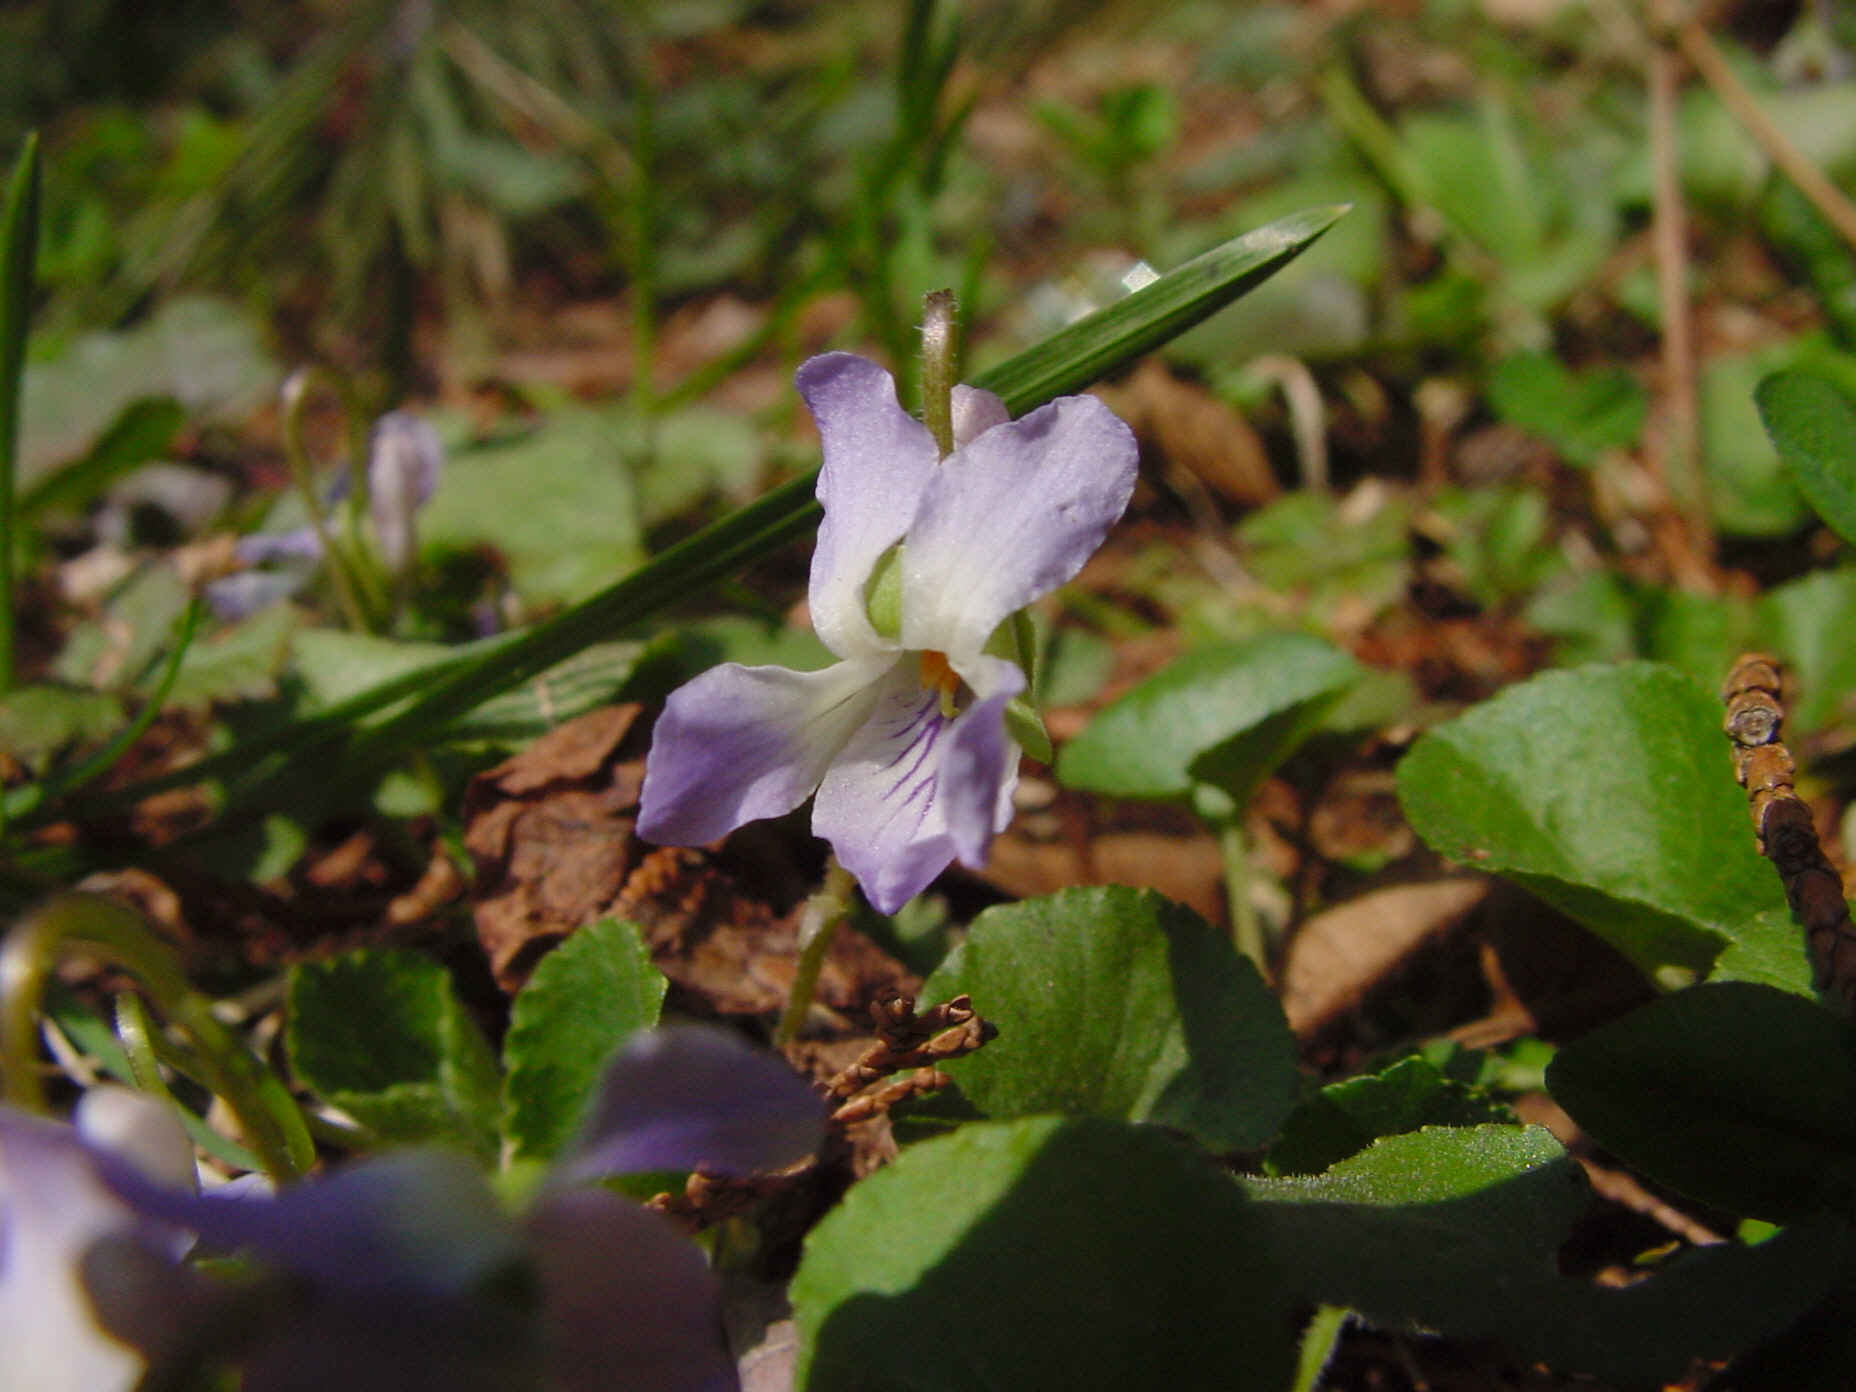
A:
899 392 1137 660
950 385 1009 446
205 569 306 621
564 1026 825 1181
102 1150 539 1392
797 354 939 659
75 1089 196 1195
368 413 444 572
638 656 895 847
236 527 325 565
527 1188 737 1392
940 654 1024 869
106 1149 519 1301
0 1104 159 1392
812 660 960 914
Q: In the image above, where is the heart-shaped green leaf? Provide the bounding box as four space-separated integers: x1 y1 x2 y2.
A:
920 887 1299 1150
923 886 1296 1150
1264 1055 1513 1176
1548 981 1856 1222
502 919 667 1161
1055 633 1361 804
792 1116 1297 1392
286 948 501 1160
1397 662 1807 990
1488 351 1647 467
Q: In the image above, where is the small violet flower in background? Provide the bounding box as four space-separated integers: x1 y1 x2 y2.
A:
206 411 444 620
0 1025 824 1392
638 353 1138 912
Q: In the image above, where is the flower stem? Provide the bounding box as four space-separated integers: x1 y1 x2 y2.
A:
281 367 389 633
1214 812 1269 979
776 858 856 1047
921 288 957 458
0 893 310 1182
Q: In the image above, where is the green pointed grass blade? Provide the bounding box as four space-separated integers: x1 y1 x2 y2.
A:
190 206 1348 814
1546 980 1856 1223
1396 662 1806 990
971 204 1348 413
1757 368 1856 549
0 131 40 693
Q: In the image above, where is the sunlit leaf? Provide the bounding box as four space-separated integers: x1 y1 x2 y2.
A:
1758 368 1856 550
1397 662 1807 991
1055 633 1360 805
923 886 1297 1150
793 1116 1298 1392
1248 1123 1844 1382
1264 1055 1512 1176
502 919 667 1162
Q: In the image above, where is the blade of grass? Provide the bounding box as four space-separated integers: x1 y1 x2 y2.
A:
107 206 1349 819
0 133 40 694
972 204 1348 412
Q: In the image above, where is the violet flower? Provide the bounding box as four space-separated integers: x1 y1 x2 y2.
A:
8 1026 824 1392
206 411 443 620
637 353 1138 912
0 1087 196 1392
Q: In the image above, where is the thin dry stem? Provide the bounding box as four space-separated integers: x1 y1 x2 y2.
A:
647 990 996 1233
824 989 995 1101
1645 0 1712 573
1675 18 1856 257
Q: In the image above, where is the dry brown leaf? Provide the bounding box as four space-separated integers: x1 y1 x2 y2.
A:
979 827 1225 924
1099 360 1279 509
463 704 914 1017
463 704 652 989
1280 877 1490 1036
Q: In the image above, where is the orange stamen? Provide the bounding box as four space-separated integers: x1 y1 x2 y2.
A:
919 650 961 718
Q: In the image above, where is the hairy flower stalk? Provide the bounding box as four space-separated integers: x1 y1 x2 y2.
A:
636 349 1138 913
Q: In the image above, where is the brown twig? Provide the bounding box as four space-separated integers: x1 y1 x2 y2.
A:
1674 17 1856 257
646 1163 804 1232
645 991 997 1233
824 989 995 1101
1722 654 1856 1013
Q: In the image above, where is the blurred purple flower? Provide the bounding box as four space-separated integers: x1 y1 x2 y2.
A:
367 412 444 573
637 352 1137 912
0 1087 195 1392
10 1025 823 1392
205 411 444 620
